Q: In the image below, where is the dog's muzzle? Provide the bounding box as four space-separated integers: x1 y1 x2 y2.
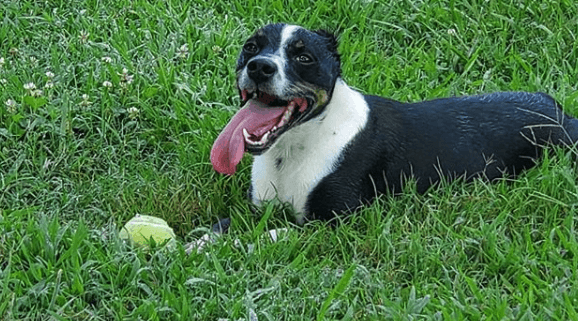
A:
247 58 278 84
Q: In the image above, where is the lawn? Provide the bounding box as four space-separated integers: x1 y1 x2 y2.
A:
1 0 578 320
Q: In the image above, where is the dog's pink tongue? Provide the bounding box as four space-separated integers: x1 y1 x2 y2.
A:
211 100 285 175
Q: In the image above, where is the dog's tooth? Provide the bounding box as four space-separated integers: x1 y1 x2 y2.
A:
259 131 270 144
244 127 267 145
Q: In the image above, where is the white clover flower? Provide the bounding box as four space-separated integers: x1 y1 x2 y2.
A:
447 29 457 36
0 57 5 67
80 94 92 106
118 68 134 85
127 107 140 119
31 89 44 97
101 56 112 64
29 56 38 66
4 99 17 113
46 71 55 78
44 81 54 89
176 44 189 59
102 80 113 88
23 82 36 91
212 45 222 53
5 99 16 107
0 79 7 85
9 48 18 56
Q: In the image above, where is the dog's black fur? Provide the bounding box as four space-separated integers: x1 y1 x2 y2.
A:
308 92 578 220
213 23 578 222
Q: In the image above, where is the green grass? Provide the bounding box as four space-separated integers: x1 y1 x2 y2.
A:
1 0 578 319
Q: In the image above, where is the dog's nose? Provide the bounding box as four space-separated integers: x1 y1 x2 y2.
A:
247 58 277 83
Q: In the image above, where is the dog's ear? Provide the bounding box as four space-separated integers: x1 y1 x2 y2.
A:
314 29 340 68
314 29 338 53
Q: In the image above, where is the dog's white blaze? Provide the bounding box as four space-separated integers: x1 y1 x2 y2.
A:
272 24 300 97
251 79 369 224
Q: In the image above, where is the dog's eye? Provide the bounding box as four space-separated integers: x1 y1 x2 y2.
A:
296 54 314 64
243 43 259 54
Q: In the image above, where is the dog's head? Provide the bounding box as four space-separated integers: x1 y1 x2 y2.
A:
211 24 341 175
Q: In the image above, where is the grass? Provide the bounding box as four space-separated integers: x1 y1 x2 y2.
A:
1 0 578 319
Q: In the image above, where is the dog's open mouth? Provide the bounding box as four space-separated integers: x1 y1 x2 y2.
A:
240 89 309 152
210 89 313 175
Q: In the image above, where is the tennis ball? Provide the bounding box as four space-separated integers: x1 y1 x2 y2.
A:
119 214 176 249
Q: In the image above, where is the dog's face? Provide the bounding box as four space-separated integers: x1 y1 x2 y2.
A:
236 24 341 153
210 24 341 175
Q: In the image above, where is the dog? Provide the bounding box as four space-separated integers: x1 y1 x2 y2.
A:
211 23 578 224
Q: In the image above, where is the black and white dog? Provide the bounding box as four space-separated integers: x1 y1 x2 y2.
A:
211 23 578 224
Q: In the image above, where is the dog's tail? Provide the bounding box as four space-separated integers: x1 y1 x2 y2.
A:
540 92 578 147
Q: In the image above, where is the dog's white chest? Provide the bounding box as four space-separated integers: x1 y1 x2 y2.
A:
250 80 368 222
250 118 338 220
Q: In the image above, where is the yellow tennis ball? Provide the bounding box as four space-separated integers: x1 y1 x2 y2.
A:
119 214 176 249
